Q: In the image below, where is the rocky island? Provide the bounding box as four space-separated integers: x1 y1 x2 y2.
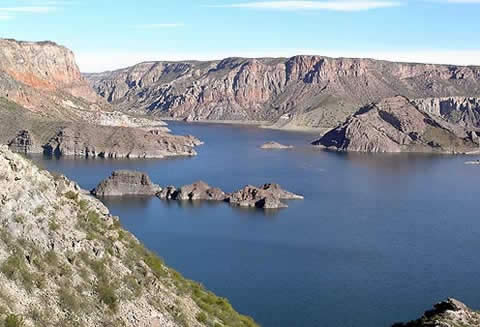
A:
157 181 304 209
91 170 162 196
91 173 303 209
260 141 293 149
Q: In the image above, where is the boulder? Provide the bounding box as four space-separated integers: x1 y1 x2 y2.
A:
92 170 161 196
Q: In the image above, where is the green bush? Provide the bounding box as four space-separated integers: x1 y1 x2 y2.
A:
4 314 24 327
196 312 208 323
96 280 118 312
48 218 59 231
64 191 78 201
58 287 82 313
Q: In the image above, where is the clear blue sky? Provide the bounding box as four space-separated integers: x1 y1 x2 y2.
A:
1 0 479 72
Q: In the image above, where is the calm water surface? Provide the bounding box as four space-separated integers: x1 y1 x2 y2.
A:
32 121 480 327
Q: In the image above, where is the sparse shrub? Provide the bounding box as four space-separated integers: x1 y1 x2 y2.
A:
78 200 89 212
33 205 45 216
58 287 81 313
64 191 78 201
96 280 118 312
196 312 208 323
48 218 59 231
13 215 25 224
4 314 24 327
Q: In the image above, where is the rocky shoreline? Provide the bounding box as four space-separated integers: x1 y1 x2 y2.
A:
392 298 480 327
92 171 304 209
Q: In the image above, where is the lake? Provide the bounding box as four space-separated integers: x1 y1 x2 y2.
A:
31 121 480 327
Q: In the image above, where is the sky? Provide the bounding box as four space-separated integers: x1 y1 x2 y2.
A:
1 0 480 72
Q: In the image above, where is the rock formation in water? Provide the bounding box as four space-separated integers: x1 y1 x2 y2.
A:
155 180 303 209
465 160 480 165
392 298 480 327
91 170 162 196
260 141 293 149
157 181 228 201
86 56 480 130
0 38 201 159
228 183 304 209
43 124 201 159
313 96 479 153
0 145 258 327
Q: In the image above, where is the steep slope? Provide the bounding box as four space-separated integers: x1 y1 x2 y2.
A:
0 145 257 327
313 96 479 153
393 298 480 327
86 56 480 129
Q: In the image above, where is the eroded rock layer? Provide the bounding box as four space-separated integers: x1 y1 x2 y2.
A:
91 170 162 196
86 56 480 129
43 124 201 159
313 96 479 153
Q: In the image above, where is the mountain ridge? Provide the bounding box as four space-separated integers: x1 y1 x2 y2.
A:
86 55 480 130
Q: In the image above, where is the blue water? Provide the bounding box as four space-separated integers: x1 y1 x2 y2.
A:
32 121 480 327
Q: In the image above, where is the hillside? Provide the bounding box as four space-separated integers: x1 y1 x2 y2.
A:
86 56 480 130
0 145 257 327
313 96 480 153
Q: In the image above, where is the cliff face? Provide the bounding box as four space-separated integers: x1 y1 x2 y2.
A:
313 96 479 153
86 56 480 129
0 38 98 110
0 145 257 327
413 96 480 129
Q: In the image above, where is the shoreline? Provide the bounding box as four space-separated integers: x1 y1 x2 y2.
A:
159 117 323 134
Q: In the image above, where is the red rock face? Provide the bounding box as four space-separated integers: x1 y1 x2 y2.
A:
0 39 98 107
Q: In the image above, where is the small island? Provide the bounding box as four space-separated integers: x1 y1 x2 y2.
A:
260 141 294 150
92 171 304 209
91 170 161 196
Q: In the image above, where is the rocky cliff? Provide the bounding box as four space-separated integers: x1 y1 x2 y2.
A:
0 38 203 159
86 56 480 129
413 96 480 129
0 145 257 327
313 96 479 153
393 298 480 327
0 38 101 120
0 39 97 102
